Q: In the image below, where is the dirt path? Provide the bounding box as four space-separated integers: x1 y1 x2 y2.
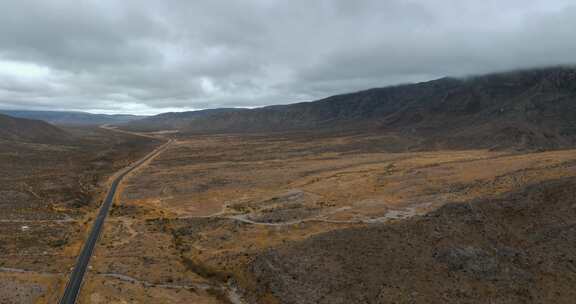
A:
95 272 211 290
173 204 419 227
0 267 62 276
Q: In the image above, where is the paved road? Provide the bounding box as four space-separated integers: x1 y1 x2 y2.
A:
59 139 171 304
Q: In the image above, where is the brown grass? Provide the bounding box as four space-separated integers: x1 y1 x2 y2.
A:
83 132 576 302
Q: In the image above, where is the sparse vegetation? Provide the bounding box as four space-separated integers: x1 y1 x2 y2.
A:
4 67 576 304
0 125 159 303
80 129 576 303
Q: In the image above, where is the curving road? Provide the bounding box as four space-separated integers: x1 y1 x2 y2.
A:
59 138 171 304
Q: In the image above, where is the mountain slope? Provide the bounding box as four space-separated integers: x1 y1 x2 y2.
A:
0 110 144 126
120 108 244 132
0 113 71 143
127 66 576 150
248 176 576 303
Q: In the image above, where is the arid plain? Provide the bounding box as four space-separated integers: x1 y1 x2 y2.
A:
0 127 159 303
71 131 576 303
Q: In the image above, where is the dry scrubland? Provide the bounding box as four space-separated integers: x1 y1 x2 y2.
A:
0 127 159 304
80 132 576 303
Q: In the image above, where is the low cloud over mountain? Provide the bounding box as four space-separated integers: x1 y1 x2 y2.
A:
1 0 576 114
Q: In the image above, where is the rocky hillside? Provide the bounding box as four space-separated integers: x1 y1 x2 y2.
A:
120 108 243 132
0 110 143 126
0 114 71 143
125 66 576 150
247 176 576 304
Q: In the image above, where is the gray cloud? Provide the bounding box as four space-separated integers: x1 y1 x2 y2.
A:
0 0 575 114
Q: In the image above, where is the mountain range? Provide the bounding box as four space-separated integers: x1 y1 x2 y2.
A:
120 108 243 132
0 113 71 143
121 66 576 150
3 66 576 150
0 110 144 126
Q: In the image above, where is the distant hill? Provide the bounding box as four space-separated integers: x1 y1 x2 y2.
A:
119 108 246 132
124 66 576 150
0 113 71 143
0 110 144 126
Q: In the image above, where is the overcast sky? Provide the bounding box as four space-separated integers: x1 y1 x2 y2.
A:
0 0 575 114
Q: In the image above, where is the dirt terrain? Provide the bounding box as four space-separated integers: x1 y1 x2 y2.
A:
79 131 576 303
249 177 576 303
0 127 159 304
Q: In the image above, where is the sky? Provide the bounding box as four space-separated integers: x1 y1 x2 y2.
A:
0 0 575 115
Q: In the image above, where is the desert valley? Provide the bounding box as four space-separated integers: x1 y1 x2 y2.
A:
2 67 576 303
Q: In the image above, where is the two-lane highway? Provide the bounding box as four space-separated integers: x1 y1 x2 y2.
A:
59 138 172 304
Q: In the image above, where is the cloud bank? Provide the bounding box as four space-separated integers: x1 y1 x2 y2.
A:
0 0 575 114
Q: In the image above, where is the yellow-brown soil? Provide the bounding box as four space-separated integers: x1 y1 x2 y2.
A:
83 133 576 303
0 127 159 303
